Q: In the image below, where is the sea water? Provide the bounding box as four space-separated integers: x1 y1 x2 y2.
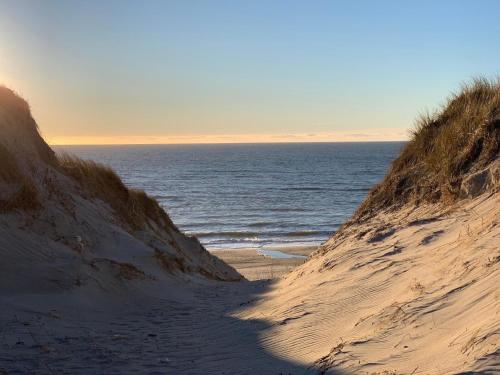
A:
56 142 403 250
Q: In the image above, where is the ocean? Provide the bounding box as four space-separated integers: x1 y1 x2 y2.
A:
55 142 404 250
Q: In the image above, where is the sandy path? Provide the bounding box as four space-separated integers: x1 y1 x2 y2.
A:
0 246 319 374
0 278 329 375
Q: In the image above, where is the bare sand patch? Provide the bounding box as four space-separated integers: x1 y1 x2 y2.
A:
212 245 316 280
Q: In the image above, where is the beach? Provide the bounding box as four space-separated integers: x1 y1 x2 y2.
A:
212 245 316 280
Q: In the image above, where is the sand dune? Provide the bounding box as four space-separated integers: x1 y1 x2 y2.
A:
237 191 499 374
0 86 241 295
232 80 500 373
1 81 499 374
2 189 498 373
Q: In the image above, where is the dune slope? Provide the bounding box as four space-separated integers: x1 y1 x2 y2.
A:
237 80 500 374
0 86 241 298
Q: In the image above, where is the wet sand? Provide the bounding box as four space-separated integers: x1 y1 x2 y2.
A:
211 246 316 280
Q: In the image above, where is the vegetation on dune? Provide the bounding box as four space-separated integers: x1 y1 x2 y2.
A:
0 181 40 213
0 144 40 213
0 86 55 164
355 78 500 221
0 143 22 183
0 86 238 280
57 154 179 232
0 86 179 230
0 86 31 115
0 87 49 212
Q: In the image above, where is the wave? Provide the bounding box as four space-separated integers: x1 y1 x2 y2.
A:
204 237 326 250
284 230 331 237
268 207 309 212
335 187 371 192
194 231 261 239
155 195 184 201
279 187 328 191
192 229 331 239
248 222 274 228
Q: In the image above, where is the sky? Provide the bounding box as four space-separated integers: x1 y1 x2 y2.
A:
0 0 499 144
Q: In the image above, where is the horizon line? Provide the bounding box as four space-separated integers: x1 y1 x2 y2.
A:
49 139 408 146
46 130 409 146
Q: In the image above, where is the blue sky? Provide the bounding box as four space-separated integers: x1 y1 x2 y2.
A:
0 0 499 143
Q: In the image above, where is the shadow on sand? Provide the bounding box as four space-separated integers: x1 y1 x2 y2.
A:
150 278 344 375
0 279 343 374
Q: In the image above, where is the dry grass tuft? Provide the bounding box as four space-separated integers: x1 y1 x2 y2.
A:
90 258 147 280
0 143 22 183
0 86 31 115
354 77 500 221
154 249 188 273
0 87 174 221
0 144 40 212
58 154 178 232
0 181 40 213
0 86 55 163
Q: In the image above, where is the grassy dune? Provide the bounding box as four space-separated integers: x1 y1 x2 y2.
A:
356 78 499 220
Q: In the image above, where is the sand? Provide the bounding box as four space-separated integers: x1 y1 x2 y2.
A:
236 192 500 374
1 197 498 374
1 278 312 374
1 188 498 375
212 246 315 280
2 191 497 374
0 250 320 374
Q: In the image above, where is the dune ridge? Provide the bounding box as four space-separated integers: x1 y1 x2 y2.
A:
348 79 499 227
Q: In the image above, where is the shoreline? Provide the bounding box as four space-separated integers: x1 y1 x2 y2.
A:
211 245 317 280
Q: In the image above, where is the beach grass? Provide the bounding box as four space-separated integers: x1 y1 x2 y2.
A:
355 77 500 220
57 153 178 232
